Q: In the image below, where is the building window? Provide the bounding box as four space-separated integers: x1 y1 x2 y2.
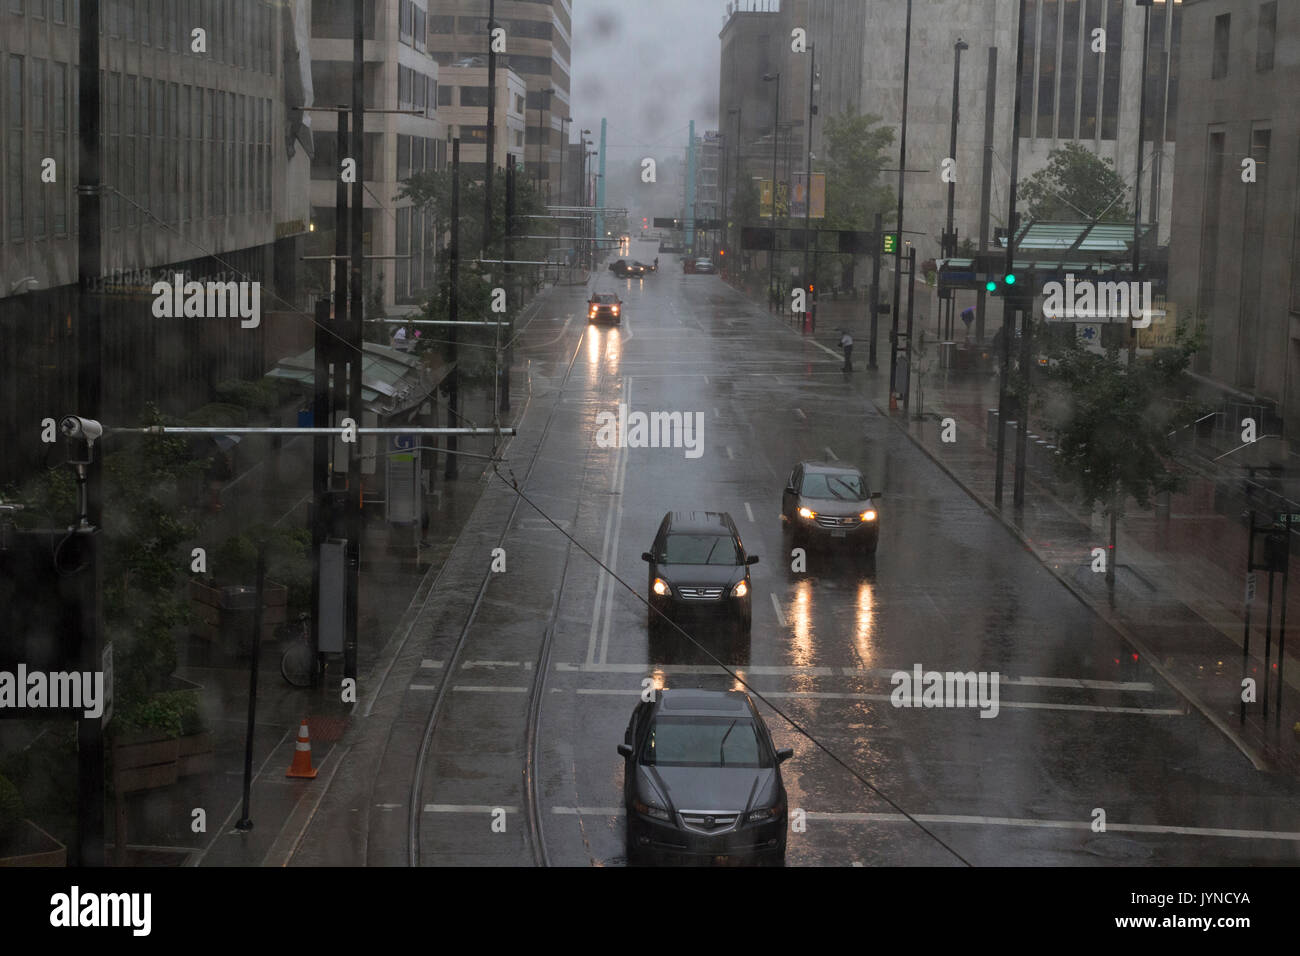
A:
460 85 490 108
429 14 453 34
438 83 453 106
399 0 412 44
52 62 66 235
8 55 23 241
1100 0 1122 139
1037 0 1058 138
1212 14 1230 79
1257 2 1276 73
124 74 136 227
413 6 425 52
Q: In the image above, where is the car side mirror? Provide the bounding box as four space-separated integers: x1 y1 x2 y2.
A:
618 743 634 758
776 748 794 763
871 491 882 500
784 486 795 495
746 555 760 565
641 551 654 563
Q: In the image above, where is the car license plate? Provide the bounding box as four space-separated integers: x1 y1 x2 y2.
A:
831 530 846 538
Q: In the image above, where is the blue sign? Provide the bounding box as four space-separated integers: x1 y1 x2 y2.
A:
392 433 416 452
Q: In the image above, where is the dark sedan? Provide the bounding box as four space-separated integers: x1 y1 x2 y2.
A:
642 511 757 638
781 461 882 553
619 689 791 866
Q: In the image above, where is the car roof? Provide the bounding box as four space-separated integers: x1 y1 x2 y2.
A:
664 510 735 534
655 689 754 718
800 460 864 478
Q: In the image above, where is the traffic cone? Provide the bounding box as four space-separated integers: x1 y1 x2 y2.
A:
286 719 319 779
889 392 898 411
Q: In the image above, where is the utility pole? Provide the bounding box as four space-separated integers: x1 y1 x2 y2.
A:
943 38 968 342
1131 0 1153 369
535 87 555 189
763 71 781 307
485 0 496 257
869 211 883 369
502 162 514 413
889 0 913 401
345 0 365 686
802 44 816 298
447 139 461 480
74 0 105 868
975 46 997 346
994 0 1028 510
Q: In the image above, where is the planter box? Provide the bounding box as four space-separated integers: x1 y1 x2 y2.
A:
189 578 287 647
113 733 180 793
0 820 67 867
176 731 214 777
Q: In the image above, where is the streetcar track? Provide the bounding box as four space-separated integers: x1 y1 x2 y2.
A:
407 318 592 867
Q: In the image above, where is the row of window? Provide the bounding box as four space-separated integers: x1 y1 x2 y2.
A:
399 0 428 54
3 55 273 244
1211 3 1278 80
397 63 438 118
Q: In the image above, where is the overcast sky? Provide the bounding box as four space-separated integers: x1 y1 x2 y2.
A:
569 0 728 163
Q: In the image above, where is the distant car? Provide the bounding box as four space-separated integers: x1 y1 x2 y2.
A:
588 292 622 324
692 258 715 274
619 689 791 866
781 461 881 553
608 259 645 278
642 511 757 638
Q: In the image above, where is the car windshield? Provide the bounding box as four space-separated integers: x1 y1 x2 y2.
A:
641 716 770 768
801 472 867 500
662 533 741 565
592 294 617 304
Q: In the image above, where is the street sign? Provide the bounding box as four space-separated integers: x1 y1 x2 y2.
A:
882 232 898 254
386 434 420 525
1246 572 1257 605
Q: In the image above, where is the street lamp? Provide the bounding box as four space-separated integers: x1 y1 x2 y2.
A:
763 72 780 309
802 44 818 318
889 0 913 400
558 116 572 207
943 38 969 340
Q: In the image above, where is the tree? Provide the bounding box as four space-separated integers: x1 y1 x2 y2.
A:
1034 317 1205 591
821 111 895 231
1019 142 1131 222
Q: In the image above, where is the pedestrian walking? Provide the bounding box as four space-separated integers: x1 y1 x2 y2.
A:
839 329 854 372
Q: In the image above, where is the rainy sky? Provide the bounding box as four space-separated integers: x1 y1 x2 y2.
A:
569 0 727 161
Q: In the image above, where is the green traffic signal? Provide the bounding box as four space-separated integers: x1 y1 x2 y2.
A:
985 279 996 292
1005 273 1016 285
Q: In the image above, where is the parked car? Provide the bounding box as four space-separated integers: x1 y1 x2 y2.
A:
692 258 715 274
781 461 882 553
619 689 791 865
643 511 757 638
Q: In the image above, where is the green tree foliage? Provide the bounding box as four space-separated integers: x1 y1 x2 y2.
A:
1019 142 1130 222
821 111 896 230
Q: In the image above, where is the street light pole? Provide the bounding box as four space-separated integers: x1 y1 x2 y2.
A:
1131 0 1153 368
944 38 968 342
536 87 555 189
763 72 781 309
802 44 817 301
889 0 913 400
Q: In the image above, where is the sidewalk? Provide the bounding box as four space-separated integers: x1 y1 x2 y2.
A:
772 291 1300 774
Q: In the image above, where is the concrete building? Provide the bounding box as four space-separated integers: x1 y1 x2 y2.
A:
720 0 1181 268
0 0 314 486
309 0 447 312
1167 0 1300 430
437 64 528 179
427 0 572 202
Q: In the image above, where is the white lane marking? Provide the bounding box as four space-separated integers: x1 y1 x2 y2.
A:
703 375 709 384
549 662 1154 691
770 593 786 627
726 446 735 460
551 806 624 816
452 685 529 693
744 502 755 522
824 446 839 461
409 684 441 691
424 804 519 813
598 397 633 665
420 659 443 668
794 408 807 420
809 339 842 360
803 813 1300 841
587 378 632 665
566 687 1180 715
713 407 720 418
463 660 533 669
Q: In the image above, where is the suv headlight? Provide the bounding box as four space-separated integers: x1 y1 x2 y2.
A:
746 802 785 823
731 580 748 598
653 577 672 596
634 799 671 822
860 510 877 521
797 507 817 519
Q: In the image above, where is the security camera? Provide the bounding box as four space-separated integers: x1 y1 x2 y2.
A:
60 416 103 442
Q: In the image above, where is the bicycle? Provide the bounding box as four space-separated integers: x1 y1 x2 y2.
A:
280 613 319 688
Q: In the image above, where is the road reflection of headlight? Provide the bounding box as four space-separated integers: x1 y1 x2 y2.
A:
586 327 601 365
605 328 621 372
855 581 875 663
791 579 813 666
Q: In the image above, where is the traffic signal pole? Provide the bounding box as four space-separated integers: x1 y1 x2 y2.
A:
889 0 913 399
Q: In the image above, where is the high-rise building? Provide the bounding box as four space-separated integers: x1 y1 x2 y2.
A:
308 0 446 313
437 63 528 180
1168 0 1300 430
0 0 314 487
427 0 571 201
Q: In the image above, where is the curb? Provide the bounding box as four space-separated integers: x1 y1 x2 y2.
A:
871 397 1272 772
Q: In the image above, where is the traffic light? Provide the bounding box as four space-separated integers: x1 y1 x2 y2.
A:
985 272 1017 295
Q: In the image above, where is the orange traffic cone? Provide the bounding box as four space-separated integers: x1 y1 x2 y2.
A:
889 392 899 411
286 719 319 779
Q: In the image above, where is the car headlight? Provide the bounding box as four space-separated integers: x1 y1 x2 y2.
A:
746 802 784 823
653 577 671 596
798 507 817 519
612 306 620 314
634 799 671 822
731 580 748 598
860 510 877 521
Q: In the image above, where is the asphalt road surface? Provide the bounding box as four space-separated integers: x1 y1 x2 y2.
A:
294 240 1300 867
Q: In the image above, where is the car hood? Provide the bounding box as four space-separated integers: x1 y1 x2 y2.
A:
799 496 873 518
638 765 780 815
657 563 746 588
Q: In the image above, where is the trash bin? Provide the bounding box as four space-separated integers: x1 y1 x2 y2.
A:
219 585 259 657
939 341 957 369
